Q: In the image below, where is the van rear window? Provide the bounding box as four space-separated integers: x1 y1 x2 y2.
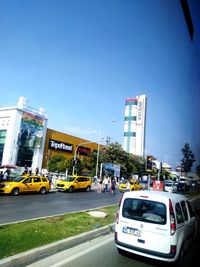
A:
122 198 166 225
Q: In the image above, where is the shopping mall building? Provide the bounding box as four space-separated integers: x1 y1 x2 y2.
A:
0 97 99 173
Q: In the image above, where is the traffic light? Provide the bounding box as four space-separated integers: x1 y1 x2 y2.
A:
146 155 153 171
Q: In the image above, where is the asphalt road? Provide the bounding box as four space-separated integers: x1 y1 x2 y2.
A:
0 188 122 225
27 232 198 267
27 234 162 267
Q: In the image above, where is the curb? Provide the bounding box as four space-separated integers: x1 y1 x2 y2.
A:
0 224 115 267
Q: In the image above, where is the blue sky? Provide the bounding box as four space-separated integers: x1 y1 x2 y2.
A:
0 0 200 170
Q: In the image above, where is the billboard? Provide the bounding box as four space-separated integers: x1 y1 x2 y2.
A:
17 111 45 149
101 163 120 178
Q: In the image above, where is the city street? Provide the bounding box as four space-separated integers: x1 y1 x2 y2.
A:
1 189 200 267
0 188 122 225
27 233 160 267
27 231 198 267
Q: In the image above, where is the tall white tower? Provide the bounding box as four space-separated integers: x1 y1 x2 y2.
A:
123 95 147 157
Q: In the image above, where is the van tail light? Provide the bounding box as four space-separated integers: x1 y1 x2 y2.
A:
169 199 176 235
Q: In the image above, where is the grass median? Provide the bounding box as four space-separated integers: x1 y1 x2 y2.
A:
0 205 118 260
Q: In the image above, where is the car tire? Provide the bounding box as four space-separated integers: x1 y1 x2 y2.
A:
39 187 46 194
11 188 19 196
176 243 190 267
68 186 74 193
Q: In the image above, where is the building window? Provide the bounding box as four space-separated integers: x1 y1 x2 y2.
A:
124 116 137 121
124 132 136 137
126 100 137 105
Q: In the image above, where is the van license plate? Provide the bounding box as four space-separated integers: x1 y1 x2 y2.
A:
122 226 141 237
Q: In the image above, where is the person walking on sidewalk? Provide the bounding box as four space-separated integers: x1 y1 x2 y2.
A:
110 178 116 195
103 176 109 192
97 176 103 193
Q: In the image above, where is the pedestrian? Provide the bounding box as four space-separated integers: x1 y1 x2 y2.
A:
97 176 102 193
0 171 4 182
103 176 109 192
4 169 11 180
110 178 116 195
35 167 39 175
22 165 28 175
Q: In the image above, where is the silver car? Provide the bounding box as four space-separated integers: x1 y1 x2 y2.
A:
164 180 177 193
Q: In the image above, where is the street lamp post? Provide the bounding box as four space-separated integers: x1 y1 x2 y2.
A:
72 120 116 176
72 141 98 176
96 120 116 178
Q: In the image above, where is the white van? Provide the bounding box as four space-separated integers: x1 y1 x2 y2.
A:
115 190 199 266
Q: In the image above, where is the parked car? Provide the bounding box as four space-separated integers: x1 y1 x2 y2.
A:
175 181 186 192
0 175 51 196
115 190 199 266
56 175 92 193
164 180 177 193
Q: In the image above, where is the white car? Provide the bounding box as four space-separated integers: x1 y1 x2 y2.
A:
164 180 177 193
115 190 199 266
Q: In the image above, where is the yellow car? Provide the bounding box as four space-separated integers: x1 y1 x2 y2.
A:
0 175 51 196
129 180 143 191
56 175 92 193
118 179 142 192
118 181 129 192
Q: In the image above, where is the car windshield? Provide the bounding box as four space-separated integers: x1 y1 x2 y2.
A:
165 183 173 186
122 198 166 225
13 176 25 182
64 176 76 182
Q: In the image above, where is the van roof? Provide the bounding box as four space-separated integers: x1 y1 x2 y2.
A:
123 190 187 202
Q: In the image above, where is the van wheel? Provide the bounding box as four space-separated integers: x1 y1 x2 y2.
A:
69 186 74 193
86 186 91 192
11 188 19 196
40 187 46 194
176 244 189 267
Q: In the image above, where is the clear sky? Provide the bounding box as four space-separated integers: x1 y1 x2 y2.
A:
0 0 200 170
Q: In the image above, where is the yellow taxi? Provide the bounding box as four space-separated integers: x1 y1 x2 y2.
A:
118 179 142 192
56 175 92 193
129 179 143 191
0 175 51 196
118 181 129 192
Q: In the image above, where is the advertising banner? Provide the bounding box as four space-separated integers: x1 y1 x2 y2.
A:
101 163 121 178
17 111 45 149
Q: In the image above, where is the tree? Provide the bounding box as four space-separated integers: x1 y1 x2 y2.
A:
47 155 66 172
95 142 145 178
196 165 200 177
181 143 195 174
47 155 89 175
46 142 146 178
